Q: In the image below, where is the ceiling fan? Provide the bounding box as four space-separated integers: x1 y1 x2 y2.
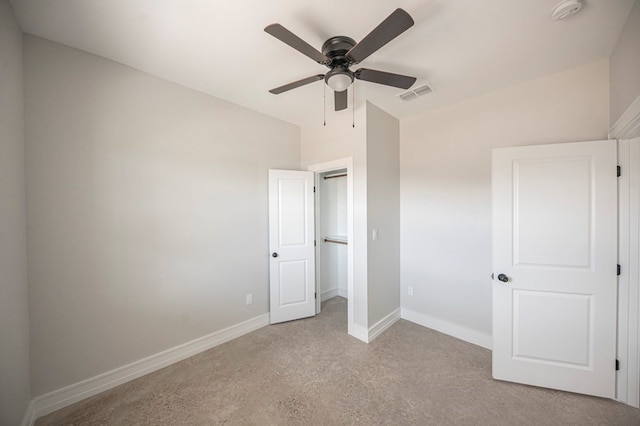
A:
265 8 417 111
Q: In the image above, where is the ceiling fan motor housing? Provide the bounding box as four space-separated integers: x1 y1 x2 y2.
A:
322 36 357 91
321 36 356 63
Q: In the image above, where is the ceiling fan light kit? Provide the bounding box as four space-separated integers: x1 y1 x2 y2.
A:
325 68 353 92
264 8 417 113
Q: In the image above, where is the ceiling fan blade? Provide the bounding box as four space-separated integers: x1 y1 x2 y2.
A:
355 68 416 89
346 9 414 64
334 90 348 111
265 24 330 65
269 74 325 94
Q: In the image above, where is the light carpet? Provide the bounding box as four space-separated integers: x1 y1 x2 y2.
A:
37 297 640 425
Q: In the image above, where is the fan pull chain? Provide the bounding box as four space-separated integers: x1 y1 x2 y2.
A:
323 83 326 127
352 81 356 128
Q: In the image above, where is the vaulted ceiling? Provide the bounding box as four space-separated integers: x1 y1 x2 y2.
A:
10 0 636 126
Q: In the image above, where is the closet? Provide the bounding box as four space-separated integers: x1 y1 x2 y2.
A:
317 169 348 302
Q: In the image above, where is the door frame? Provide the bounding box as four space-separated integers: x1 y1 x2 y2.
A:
616 138 640 407
308 157 354 337
610 93 640 408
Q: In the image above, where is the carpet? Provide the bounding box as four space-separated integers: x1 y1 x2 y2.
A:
36 297 640 425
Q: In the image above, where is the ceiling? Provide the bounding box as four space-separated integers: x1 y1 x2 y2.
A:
10 0 636 126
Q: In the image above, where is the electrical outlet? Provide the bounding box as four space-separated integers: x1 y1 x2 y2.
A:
408 286 414 296
246 293 253 305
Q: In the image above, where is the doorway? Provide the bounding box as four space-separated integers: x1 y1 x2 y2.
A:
317 168 348 303
308 158 355 336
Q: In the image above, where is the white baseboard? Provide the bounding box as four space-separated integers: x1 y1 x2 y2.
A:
21 400 35 426
368 308 401 342
321 288 348 302
401 308 493 350
347 309 401 344
321 288 339 302
349 323 369 343
29 313 270 424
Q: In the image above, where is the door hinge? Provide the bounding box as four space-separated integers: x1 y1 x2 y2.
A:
314 186 316 193
315 292 317 299
617 165 621 177
616 359 620 371
314 240 316 247
618 264 621 276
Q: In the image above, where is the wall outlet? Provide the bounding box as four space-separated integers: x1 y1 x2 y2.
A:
245 293 253 305
408 286 414 296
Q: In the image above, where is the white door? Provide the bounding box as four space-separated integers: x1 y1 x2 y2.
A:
268 170 316 324
492 140 617 398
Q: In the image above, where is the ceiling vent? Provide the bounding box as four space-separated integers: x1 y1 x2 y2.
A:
398 83 433 101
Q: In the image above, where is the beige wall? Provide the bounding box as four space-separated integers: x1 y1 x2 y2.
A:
610 0 640 126
24 36 300 396
0 1 31 424
300 109 368 331
366 103 400 325
400 60 610 339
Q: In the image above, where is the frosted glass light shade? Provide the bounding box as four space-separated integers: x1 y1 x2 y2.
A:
327 73 353 92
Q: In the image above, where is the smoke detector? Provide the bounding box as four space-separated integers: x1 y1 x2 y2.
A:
551 0 583 20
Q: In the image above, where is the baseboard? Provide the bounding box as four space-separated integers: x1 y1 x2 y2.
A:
21 400 35 426
610 93 640 139
321 288 347 302
321 288 339 302
29 313 270 424
349 323 369 343
368 308 401 342
401 308 493 350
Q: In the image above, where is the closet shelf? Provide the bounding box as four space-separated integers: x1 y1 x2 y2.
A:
324 236 348 245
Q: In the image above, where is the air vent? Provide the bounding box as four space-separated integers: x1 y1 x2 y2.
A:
398 83 433 101
399 91 418 101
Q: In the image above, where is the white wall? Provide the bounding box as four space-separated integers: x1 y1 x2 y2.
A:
0 2 32 424
301 108 368 331
610 0 640 126
366 103 400 325
24 36 300 396
400 60 610 342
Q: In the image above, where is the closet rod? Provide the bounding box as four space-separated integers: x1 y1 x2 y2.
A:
323 173 347 180
324 238 348 245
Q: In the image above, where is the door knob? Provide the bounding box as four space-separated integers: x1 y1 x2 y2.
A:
497 273 509 282
272 252 278 258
